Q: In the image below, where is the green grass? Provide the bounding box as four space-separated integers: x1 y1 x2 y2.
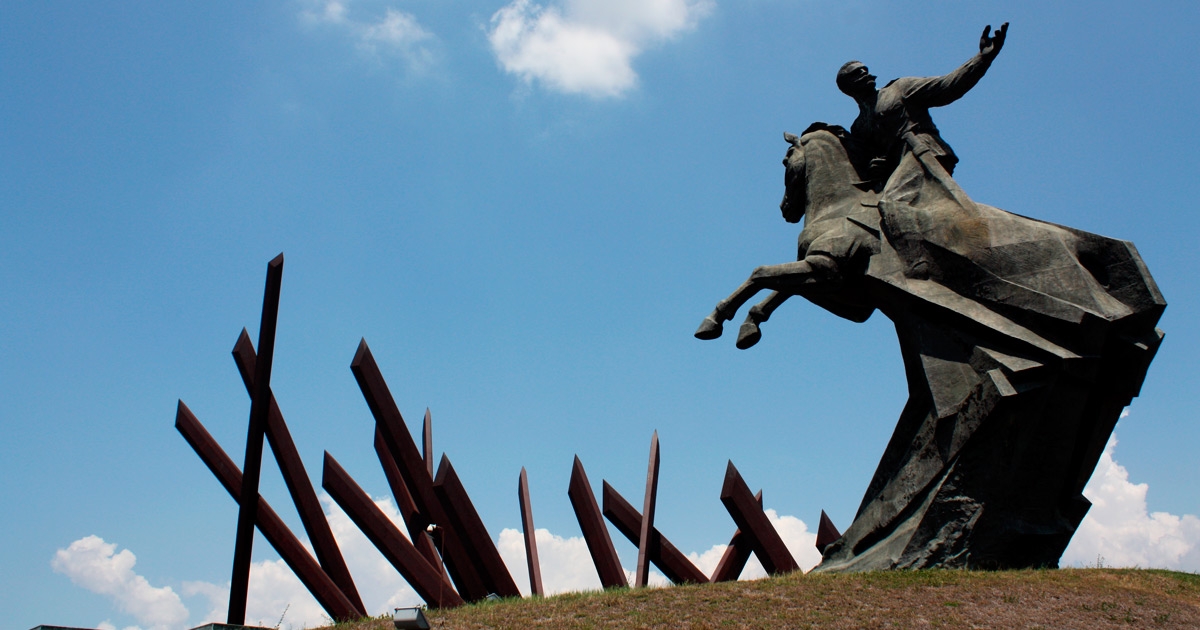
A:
318 568 1200 629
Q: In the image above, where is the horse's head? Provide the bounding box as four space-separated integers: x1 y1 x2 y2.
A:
779 132 806 224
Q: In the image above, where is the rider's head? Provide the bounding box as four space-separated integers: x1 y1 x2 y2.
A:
837 61 876 100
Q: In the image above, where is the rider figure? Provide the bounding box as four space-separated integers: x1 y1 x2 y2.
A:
837 23 1008 187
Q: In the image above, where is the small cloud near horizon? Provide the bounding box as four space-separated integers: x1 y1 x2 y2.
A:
51 536 188 630
1062 431 1200 571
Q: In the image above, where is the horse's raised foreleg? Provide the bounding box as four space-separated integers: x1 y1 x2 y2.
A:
694 278 762 340
735 291 790 349
747 253 838 291
695 253 837 341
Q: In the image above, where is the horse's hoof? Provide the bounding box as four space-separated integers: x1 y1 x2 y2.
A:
695 316 724 340
736 321 762 349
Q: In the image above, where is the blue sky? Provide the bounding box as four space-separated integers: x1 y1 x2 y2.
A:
3 1 1198 628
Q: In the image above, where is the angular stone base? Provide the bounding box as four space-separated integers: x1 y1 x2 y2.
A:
814 243 1164 572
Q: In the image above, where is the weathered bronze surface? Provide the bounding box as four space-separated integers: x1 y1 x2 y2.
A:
697 24 1165 571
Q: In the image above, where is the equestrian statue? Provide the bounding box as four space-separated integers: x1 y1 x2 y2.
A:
696 24 1165 571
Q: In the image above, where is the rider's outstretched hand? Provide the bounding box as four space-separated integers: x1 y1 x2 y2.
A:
980 22 1008 57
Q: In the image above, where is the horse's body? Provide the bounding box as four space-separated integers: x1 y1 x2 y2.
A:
696 124 1165 571
694 125 881 347
697 125 1152 353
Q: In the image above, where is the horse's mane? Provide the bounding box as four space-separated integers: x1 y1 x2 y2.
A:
801 121 849 138
795 122 869 184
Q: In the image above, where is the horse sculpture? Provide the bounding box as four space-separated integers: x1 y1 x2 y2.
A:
695 125 880 349
696 124 1165 571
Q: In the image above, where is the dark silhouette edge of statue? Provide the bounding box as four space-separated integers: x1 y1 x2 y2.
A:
696 24 1166 571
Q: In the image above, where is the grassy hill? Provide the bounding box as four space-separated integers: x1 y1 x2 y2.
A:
322 568 1200 629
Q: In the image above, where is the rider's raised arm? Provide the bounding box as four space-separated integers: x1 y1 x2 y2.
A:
897 23 1006 109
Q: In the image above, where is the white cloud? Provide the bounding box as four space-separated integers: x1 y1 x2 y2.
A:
1063 433 1200 571
487 0 713 97
182 494 420 629
305 0 348 24
763 510 822 574
96 622 140 630
51 536 189 630
687 510 822 580
179 580 225 626
53 493 449 629
322 494 421 613
302 1 435 72
183 560 328 630
498 527 606 595
686 542 729 577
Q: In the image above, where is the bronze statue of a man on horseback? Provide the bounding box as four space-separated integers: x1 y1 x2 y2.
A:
696 23 1009 349
693 24 1166 572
